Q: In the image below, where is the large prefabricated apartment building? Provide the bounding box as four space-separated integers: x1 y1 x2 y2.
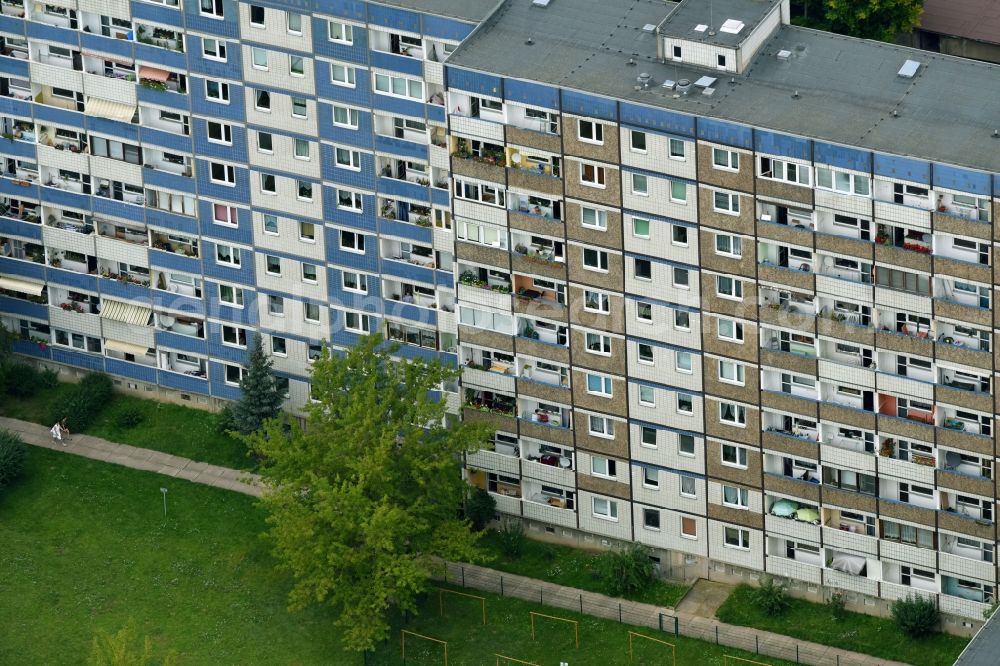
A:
2 0 999 632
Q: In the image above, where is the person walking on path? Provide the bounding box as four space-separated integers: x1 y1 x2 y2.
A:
50 421 64 444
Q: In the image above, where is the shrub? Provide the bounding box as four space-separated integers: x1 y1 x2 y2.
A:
828 591 847 621
496 519 525 558
48 373 115 432
214 403 237 435
38 367 59 389
0 430 27 490
79 372 114 403
892 593 939 638
465 486 496 531
114 405 145 429
4 363 41 397
751 577 789 615
599 543 655 598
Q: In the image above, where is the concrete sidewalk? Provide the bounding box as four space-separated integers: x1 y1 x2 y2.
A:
0 416 263 496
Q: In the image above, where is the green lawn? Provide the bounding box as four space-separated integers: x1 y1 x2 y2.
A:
477 530 689 608
716 585 969 666
1 448 790 666
0 383 250 469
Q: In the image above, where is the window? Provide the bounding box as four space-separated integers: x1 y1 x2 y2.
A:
268 295 284 316
224 364 245 385
291 97 307 118
592 497 618 520
718 360 745 385
759 157 811 186
712 147 740 171
289 55 305 76
221 325 247 347
672 267 689 288
259 173 276 194
629 130 647 152
636 302 652 323
205 79 229 102
340 231 365 253
676 351 692 373
640 426 657 448
674 310 690 330
578 119 603 144
298 222 315 242
215 243 240 267
209 162 235 185
816 166 870 196
297 181 313 201
207 121 231 144
588 415 615 438
293 139 310 160
678 434 695 457
643 467 659 488
591 456 616 478
218 284 243 307
251 47 268 69
333 105 360 128
585 332 611 355
337 189 364 211
721 443 748 467
308 344 323 361
637 343 654 364
669 138 685 159
584 290 610 314
301 263 317 283
342 271 367 293
681 516 697 539
672 44 683 60
255 89 271 111
265 255 281 276
717 54 727 68
581 207 607 230
249 5 265 27
257 132 273 153
719 401 746 426
669 180 687 202
715 234 741 257
875 267 931 296
724 527 750 549
579 162 606 187
345 311 370 333
271 336 286 355
262 215 279 235
680 475 697 497
331 63 356 87
586 373 613 397
713 191 740 214
329 21 354 43
304 303 320 322
634 258 652 280
716 275 743 300
287 11 302 33
672 225 688 245
335 147 361 169
717 318 743 341
638 385 655 406
632 217 650 238
583 248 609 272
203 38 227 60
677 393 693 414
643 508 660 530
374 73 424 100
631 173 648 196
723 485 749 509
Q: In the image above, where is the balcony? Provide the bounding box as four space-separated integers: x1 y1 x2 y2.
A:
156 313 203 339
136 25 183 52
96 220 147 246
151 233 198 258
158 351 206 378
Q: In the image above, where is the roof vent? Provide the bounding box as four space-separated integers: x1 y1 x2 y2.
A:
897 59 921 78
676 78 692 93
702 87 716 97
531 0 551 6
694 24 708 32
642 23 657 33
776 49 792 61
720 19 745 34
637 72 652 88
662 79 676 90
694 75 717 88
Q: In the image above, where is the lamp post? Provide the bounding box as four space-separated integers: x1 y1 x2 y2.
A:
160 487 168 518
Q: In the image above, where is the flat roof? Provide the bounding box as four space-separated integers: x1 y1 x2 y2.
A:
955 610 1000 666
658 0 782 47
446 0 1000 174
374 0 501 24
920 0 1000 46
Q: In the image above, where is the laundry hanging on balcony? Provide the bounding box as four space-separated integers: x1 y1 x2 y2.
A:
99 299 152 326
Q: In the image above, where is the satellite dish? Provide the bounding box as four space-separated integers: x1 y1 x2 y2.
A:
511 153 522 164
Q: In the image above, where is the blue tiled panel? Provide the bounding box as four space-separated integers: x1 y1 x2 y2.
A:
192 121 246 161
0 15 25 35
381 258 435 285
27 22 77 45
325 198 377 232
814 141 871 172
321 146 376 189
0 57 29 79
190 81 246 121
196 163 250 203
13 339 52 360
150 291 204 316
198 205 253 245
373 134 427 161
430 187 450 208
147 209 199 236
133 43 188 70
427 104 445 124
52 348 105 371
393 344 441 363
315 0 366 21
92 198 141 221
696 117 753 149
0 296 47 320
318 104 374 147
0 178 39 199
934 164 991 196
144 169 197 194
89 117 139 143
105 358 158 383
201 242 256 283
445 67 502 98
312 23 369 63
422 14 475 42
205 283 258 325
149 248 202 274
324 230 377 272
754 130 811 161
183 5 240 39
46 268 97 293
156 329 209 355
315 64 372 106
370 50 423 78
99 278 151 302
34 104 82 129
379 218 432 244
137 86 192 110
372 92 426 119
140 127 194 154
158 370 210 395
187 37 243 79
378 176 429 202
561 89 616 121
80 32 134 60
436 271 453 290
0 98 32 119
0 256 45 280
207 341 249 366
367 3 420 33
131 1 183 27
40 187 90 210
384 300 437 326
0 217 42 241
874 153 930 184
619 102 695 137
209 375 242 400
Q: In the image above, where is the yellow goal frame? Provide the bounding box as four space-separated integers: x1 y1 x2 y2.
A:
628 631 676 665
528 611 579 649
401 629 448 666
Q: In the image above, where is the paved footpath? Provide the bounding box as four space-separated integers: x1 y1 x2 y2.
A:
2 415 915 666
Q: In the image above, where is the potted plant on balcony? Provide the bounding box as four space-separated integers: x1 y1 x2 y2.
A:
879 439 895 457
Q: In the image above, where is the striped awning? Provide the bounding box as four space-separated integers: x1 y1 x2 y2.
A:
138 66 170 82
100 299 151 326
0 276 45 296
86 96 136 123
104 339 151 356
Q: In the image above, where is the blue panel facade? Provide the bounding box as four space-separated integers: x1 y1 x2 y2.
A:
814 141 871 172
504 79 560 111
754 129 811 161
874 153 931 184
105 358 158 383
620 102 695 137
445 66 502 97
934 165 992 196
560 89 616 121
696 117 753 149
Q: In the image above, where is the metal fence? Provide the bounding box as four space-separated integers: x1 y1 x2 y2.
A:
435 562 898 666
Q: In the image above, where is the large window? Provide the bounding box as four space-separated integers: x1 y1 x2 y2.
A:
816 166 870 196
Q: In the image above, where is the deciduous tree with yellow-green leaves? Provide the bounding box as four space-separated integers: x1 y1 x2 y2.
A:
245 334 490 652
